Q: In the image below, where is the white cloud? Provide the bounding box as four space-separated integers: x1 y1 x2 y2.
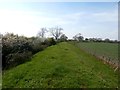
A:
0 8 84 34
0 9 75 37
0 9 40 36
45 12 86 26
62 10 118 40
0 8 118 40
90 10 118 22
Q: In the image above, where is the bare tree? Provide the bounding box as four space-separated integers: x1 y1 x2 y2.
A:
60 34 68 41
73 33 84 41
37 27 47 38
49 26 63 40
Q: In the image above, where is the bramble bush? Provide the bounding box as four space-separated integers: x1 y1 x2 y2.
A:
2 33 56 70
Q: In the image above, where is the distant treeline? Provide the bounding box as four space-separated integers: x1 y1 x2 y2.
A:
0 27 119 70
83 38 119 43
68 38 119 43
71 33 119 43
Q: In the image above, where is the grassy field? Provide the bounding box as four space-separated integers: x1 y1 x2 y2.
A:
2 42 118 88
71 42 118 65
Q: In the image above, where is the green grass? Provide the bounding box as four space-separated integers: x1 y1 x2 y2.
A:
2 42 118 88
71 42 118 63
0 73 1 89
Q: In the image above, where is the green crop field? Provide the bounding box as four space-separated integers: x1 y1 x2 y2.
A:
71 42 118 65
2 42 118 88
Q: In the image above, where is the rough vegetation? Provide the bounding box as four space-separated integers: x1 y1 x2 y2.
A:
2 33 56 69
1 28 119 88
2 42 118 88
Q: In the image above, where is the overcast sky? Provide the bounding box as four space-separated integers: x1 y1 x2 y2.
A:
0 2 118 40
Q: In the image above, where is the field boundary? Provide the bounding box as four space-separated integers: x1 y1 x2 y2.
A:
92 54 119 72
70 42 119 72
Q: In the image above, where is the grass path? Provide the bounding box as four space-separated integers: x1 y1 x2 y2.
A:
2 42 118 88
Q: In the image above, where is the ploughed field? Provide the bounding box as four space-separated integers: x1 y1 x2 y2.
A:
2 42 118 88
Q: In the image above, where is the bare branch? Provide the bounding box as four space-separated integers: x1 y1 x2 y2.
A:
49 26 63 40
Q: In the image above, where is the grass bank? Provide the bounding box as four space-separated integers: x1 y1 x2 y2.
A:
2 42 118 88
